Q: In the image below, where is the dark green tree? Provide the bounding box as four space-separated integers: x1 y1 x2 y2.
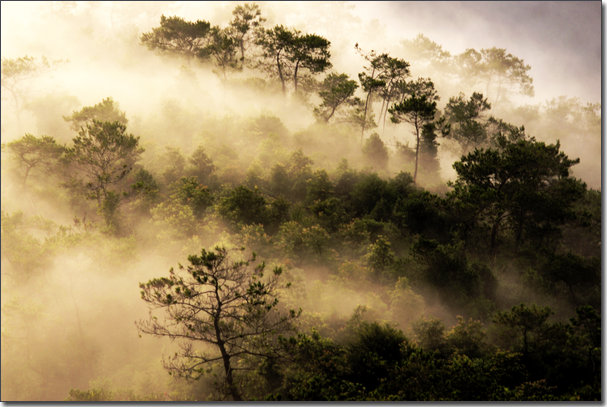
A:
451 138 584 250
355 46 386 139
376 57 410 134
355 46 409 139
219 186 268 226
443 92 491 152
208 26 239 78
389 78 438 183
66 120 143 228
419 122 441 184
141 15 212 61
255 25 297 94
494 304 552 356
169 176 213 218
288 33 331 92
313 73 358 122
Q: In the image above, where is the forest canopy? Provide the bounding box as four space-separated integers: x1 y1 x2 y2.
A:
0 1 601 402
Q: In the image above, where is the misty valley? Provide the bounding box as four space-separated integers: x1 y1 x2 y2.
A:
0 1 601 402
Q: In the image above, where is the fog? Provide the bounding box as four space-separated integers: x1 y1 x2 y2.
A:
1 1 601 401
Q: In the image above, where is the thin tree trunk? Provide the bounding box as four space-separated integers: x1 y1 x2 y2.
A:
325 105 337 122
276 52 285 95
293 60 300 92
413 118 420 183
361 91 372 143
378 98 386 130
23 165 32 186
240 38 245 65
382 97 391 135
360 66 376 142
213 289 242 401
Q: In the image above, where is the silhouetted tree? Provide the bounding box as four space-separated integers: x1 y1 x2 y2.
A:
138 246 298 400
389 78 438 183
229 3 265 66
141 15 212 61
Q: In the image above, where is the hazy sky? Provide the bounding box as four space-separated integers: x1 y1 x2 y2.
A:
0 1 601 104
356 1 602 103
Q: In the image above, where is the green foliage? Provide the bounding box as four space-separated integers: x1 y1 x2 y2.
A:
345 321 409 390
66 120 143 229
389 78 438 182
5 134 65 185
362 133 388 170
255 25 297 93
159 147 187 184
270 332 362 401
289 33 332 92
355 46 410 136
141 15 212 60
256 25 331 93
170 177 213 218
207 26 239 77
446 316 489 358
493 304 552 355
2 11 600 401
365 235 395 279
413 238 495 311
151 200 197 237
188 146 216 185
539 252 600 307
64 97 127 131
413 318 448 355
276 221 330 260
443 92 491 151
314 73 358 122
130 168 160 213
451 138 585 250
219 185 268 226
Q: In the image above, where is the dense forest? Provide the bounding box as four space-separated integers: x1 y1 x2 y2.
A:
1 2 601 401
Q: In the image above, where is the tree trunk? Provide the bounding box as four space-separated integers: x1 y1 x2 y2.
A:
213 287 242 401
276 52 285 95
293 60 300 92
22 165 32 187
378 98 386 131
382 97 391 135
413 118 420 183
360 67 376 142
218 341 241 401
325 105 337 122
361 91 372 143
239 38 245 65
